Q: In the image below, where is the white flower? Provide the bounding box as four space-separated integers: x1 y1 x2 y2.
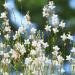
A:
57 55 64 62
4 34 10 40
0 51 4 55
11 50 20 59
53 45 60 51
0 32 1 35
30 50 36 55
59 21 65 28
20 45 26 55
45 25 51 31
51 14 59 26
4 53 10 58
52 28 59 33
42 6 49 17
24 39 30 45
60 68 65 73
36 42 41 49
20 49 26 55
32 40 37 47
29 35 34 39
1 58 10 64
42 1 56 17
52 51 58 56
37 56 45 62
53 60 60 66
38 40 44 44
25 57 32 65
48 1 56 10
66 55 71 61
3 1 8 9
15 42 21 49
4 26 11 32
0 42 4 48
13 35 17 40
20 73 23 75
61 33 67 41
67 34 73 40
43 42 49 48
25 12 31 25
3 72 9 75
3 19 9 26
45 59 51 64
31 28 37 34
71 47 75 52
0 12 7 18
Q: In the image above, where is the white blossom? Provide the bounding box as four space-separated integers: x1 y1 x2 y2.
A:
4 26 11 32
31 28 37 34
53 60 60 66
60 68 65 73
3 72 9 75
25 12 31 25
52 28 59 33
32 40 37 47
0 12 7 18
59 21 65 28
0 32 1 35
13 35 17 40
42 1 56 17
57 55 64 62
15 42 21 49
11 50 20 59
19 45 26 55
42 6 49 17
25 57 32 65
1 58 10 64
4 34 10 40
30 50 36 56
61 33 67 41
67 34 73 40
51 14 59 26
71 47 75 52
45 59 51 64
43 42 49 48
52 51 58 56
45 25 51 31
20 73 23 75
3 19 9 26
24 39 30 45
0 51 4 55
29 35 34 39
4 53 10 58
48 1 56 10
66 55 71 61
53 45 60 51
0 42 4 48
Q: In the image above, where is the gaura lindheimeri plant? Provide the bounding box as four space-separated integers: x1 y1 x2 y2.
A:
0 0 75 75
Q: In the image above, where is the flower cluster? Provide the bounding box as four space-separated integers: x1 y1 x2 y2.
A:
0 0 74 75
43 1 73 57
0 9 49 74
43 1 74 74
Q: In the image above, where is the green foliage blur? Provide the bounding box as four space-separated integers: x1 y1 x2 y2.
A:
0 0 75 34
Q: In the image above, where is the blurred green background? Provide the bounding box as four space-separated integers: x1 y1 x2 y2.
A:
0 0 75 34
